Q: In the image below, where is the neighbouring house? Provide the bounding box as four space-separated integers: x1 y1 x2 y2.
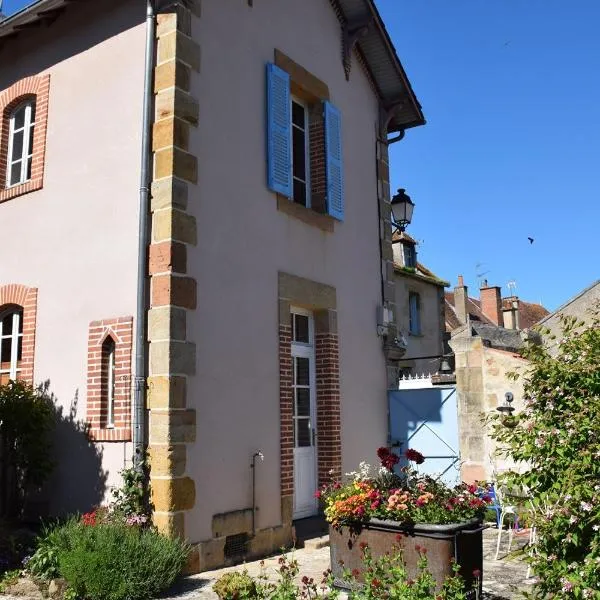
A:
536 279 600 354
445 276 549 482
0 0 425 570
392 232 448 376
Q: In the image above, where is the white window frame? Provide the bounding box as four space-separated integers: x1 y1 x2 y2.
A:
290 307 316 448
6 99 36 188
104 338 116 429
291 97 311 208
409 292 421 336
0 308 23 381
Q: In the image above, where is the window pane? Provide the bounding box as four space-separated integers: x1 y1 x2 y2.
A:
292 102 305 128
1 337 12 364
17 337 22 362
296 388 310 417
293 314 309 343
11 130 24 161
17 312 23 333
9 161 22 186
28 123 35 156
296 418 311 447
1 313 14 331
13 105 27 130
29 102 36 124
293 179 307 206
26 157 32 181
292 127 306 180
295 357 309 386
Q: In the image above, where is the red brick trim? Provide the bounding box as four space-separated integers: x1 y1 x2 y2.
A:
87 317 133 442
315 331 341 487
0 74 50 203
0 284 38 385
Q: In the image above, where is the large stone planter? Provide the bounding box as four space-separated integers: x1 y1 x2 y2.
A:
330 518 483 596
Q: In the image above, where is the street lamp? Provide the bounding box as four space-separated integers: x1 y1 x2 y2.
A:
390 188 415 232
497 392 518 427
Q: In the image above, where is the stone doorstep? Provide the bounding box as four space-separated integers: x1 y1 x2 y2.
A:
303 535 330 550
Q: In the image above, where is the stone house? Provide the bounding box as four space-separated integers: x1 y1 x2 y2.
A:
0 0 425 570
392 232 448 376
445 277 548 482
536 279 600 354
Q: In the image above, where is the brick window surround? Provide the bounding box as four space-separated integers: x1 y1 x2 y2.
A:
278 272 341 517
273 50 334 233
0 74 50 204
0 284 38 384
87 317 133 442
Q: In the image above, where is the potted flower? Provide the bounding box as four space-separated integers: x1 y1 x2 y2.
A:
320 447 489 595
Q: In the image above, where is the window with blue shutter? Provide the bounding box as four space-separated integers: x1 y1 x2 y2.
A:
324 101 344 221
266 63 292 197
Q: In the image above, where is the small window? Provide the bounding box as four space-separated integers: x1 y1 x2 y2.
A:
102 337 116 428
7 99 36 188
291 98 310 207
0 306 23 384
292 312 310 344
409 292 421 335
403 244 417 269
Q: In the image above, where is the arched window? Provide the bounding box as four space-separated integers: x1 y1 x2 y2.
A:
0 306 24 384
6 99 36 188
101 336 116 428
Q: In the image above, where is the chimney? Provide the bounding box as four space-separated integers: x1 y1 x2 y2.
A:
502 296 520 330
480 283 504 326
454 275 469 325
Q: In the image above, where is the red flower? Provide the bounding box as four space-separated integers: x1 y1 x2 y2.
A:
359 541 368 550
405 448 425 464
372 579 381 588
377 446 400 470
352 569 360 578
467 484 478 494
82 511 97 526
314 490 322 499
473 569 481 578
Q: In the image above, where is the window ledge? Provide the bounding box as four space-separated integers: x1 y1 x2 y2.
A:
0 177 43 204
276 194 335 233
88 427 131 442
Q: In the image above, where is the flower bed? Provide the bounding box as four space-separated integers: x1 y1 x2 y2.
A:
321 448 489 594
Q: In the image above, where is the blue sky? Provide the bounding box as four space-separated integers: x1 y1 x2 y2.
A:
3 0 598 309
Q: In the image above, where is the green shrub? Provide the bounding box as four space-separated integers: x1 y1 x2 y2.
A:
29 518 188 600
213 571 257 600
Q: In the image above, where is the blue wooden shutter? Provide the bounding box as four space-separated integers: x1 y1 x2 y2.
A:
266 63 292 196
324 101 344 221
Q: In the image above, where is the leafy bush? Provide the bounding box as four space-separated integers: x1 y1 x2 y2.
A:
29 518 188 600
490 309 600 596
213 571 257 600
0 380 55 520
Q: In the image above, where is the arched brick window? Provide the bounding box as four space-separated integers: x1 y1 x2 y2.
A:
0 75 50 203
0 284 38 385
87 317 133 442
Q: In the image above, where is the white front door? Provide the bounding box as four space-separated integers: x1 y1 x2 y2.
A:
291 308 318 519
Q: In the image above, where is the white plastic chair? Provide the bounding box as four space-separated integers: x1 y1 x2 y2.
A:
494 485 519 560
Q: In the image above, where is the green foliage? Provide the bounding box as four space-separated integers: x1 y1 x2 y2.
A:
341 543 472 600
0 380 56 519
489 308 600 597
29 518 189 600
110 457 152 520
27 522 63 580
0 569 20 593
214 571 258 600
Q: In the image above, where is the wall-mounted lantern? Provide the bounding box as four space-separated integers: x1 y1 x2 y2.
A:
391 188 415 233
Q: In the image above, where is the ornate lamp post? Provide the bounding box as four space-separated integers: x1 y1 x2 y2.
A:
390 188 415 233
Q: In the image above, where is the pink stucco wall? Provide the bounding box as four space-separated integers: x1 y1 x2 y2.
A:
185 0 389 543
0 0 145 514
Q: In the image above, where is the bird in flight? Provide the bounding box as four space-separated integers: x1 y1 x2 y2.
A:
528 237 534 244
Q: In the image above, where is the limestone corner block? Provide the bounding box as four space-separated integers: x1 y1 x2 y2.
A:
148 306 187 341
150 340 196 375
149 241 187 276
150 409 196 444
155 88 199 126
153 117 190 152
151 177 188 211
156 8 192 37
196 538 226 572
149 444 187 477
151 476 196 512
155 147 198 184
151 275 197 310
281 495 293 526
152 208 197 245
158 31 201 72
153 511 186 538
147 375 187 409
154 60 191 94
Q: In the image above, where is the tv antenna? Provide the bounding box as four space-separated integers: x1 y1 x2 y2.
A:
507 280 518 296
475 262 490 287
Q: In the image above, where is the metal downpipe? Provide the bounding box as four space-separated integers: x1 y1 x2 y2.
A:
133 0 156 467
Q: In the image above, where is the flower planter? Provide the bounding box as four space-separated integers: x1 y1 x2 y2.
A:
329 518 483 596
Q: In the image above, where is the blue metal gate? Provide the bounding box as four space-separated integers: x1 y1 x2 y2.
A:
388 384 460 485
